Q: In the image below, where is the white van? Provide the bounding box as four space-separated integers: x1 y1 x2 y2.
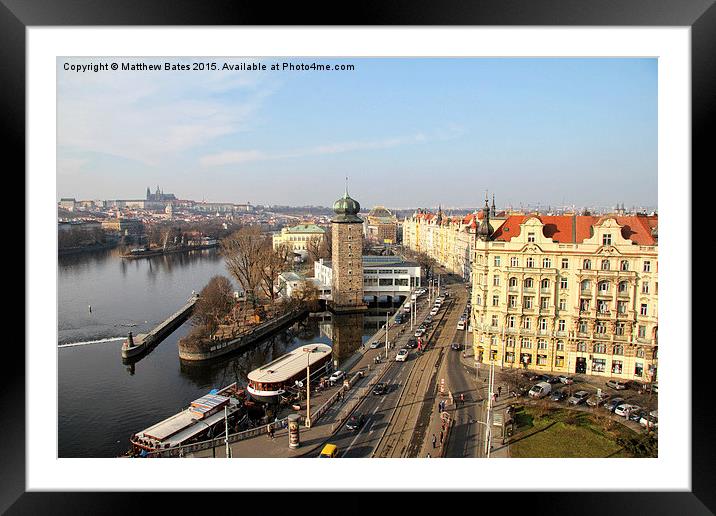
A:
528 382 552 399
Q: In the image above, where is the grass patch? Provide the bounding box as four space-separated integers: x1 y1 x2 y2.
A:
509 407 639 458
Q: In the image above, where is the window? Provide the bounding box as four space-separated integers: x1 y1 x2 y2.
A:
617 301 627 314
521 338 532 349
556 340 565 351
581 279 591 291
528 232 535 242
526 257 535 268
508 316 516 328
511 257 519 267
580 299 590 312
508 295 517 308
616 322 625 336
598 300 609 313
592 358 606 372
509 277 518 288
561 258 569 269
636 347 645 358
613 345 624 356
494 256 501 267
598 281 610 294
476 295 482 306
601 259 610 271
491 315 498 327
506 337 515 348
539 318 548 331
505 352 515 362
557 320 565 332
541 278 550 290
523 297 533 309
493 275 500 286
379 278 393 286
642 282 649 294
638 325 646 338
555 355 565 367
583 259 591 270
537 355 548 365
593 342 607 354
611 360 623 374
620 260 629 271
577 342 587 352
640 303 648 316
560 277 568 289
595 321 607 334
523 318 532 330
578 320 588 333
492 295 499 307
618 281 629 293
542 258 552 268
634 362 643 377
603 233 612 245
540 297 549 309
643 261 651 272
524 278 533 289
558 298 566 311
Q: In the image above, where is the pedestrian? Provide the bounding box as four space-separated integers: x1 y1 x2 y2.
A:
439 430 444 444
432 434 437 449
498 386 502 397
460 393 464 406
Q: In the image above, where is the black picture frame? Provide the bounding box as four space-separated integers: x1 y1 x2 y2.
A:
5 0 708 513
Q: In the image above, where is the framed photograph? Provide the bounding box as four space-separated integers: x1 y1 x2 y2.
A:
8 0 709 512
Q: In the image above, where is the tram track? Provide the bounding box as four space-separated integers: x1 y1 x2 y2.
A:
373 288 466 458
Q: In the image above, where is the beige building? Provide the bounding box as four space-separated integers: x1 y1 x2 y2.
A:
272 223 326 253
403 200 507 279
364 206 398 244
470 201 658 382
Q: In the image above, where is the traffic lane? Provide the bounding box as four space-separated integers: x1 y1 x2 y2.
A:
443 342 482 457
324 356 415 458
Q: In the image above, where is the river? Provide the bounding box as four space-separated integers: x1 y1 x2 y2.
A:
58 247 388 457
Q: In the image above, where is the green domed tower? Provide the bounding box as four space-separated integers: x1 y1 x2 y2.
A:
330 182 367 312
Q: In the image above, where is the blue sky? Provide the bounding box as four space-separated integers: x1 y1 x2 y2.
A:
57 57 657 209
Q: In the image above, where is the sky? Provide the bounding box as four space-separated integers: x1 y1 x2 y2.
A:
57 57 657 210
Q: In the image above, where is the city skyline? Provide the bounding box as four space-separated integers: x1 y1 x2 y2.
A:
58 57 657 208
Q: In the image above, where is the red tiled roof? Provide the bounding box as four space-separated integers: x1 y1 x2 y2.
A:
492 214 657 245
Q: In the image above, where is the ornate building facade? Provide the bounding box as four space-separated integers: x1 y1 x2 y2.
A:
470 202 658 382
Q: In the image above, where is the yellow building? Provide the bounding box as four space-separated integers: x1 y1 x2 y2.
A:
470 201 658 383
364 206 398 244
272 223 326 253
403 203 507 279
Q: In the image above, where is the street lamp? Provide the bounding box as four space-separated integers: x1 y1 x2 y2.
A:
302 347 312 428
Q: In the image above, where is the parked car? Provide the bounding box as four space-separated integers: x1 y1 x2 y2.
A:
545 375 562 384
345 413 365 431
329 370 345 383
405 338 418 349
522 372 542 382
614 403 641 417
567 390 590 405
606 379 630 390
640 411 658 430
529 382 552 399
457 320 466 330
451 342 461 351
430 307 440 316
628 409 645 422
395 348 409 362
414 328 426 338
550 389 568 402
369 341 381 349
586 393 611 407
558 375 574 385
604 397 625 412
372 382 388 395
424 315 433 324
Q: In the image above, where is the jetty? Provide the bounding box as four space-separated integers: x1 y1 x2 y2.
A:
122 294 199 359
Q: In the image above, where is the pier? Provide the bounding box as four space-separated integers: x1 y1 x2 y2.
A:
122 294 199 359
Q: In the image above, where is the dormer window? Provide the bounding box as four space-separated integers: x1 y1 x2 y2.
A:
527 232 535 243
603 234 612 245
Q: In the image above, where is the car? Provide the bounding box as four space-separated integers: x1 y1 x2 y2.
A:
628 409 645 422
522 372 542 381
372 382 388 395
550 389 568 402
329 370 345 383
529 382 552 399
606 379 630 390
545 375 562 384
394 315 404 324
558 375 574 385
405 338 418 349
535 374 552 382
345 413 365 431
430 307 440 316
424 315 433 324
414 328 425 337
586 393 611 407
614 403 641 417
640 412 658 430
567 390 590 405
451 342 461 351
319 444 338 458
604 397 625 412
369 341 381 349
395 348 409 362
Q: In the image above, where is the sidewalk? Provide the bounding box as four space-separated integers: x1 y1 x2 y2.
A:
189 295 435 458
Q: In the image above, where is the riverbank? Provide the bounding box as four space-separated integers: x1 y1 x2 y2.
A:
58 241 118 256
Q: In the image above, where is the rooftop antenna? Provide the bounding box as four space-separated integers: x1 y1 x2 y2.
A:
345 176 349 196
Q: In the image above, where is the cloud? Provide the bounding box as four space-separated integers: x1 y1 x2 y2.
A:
198 132 441 168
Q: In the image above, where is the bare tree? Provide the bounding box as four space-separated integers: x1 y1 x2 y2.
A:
259 243 290 301
221 226 266 306
192 275 235 333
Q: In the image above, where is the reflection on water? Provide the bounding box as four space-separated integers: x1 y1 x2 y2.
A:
58 248 395 457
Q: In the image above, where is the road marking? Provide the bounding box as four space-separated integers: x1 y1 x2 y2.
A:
342 417 371 457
